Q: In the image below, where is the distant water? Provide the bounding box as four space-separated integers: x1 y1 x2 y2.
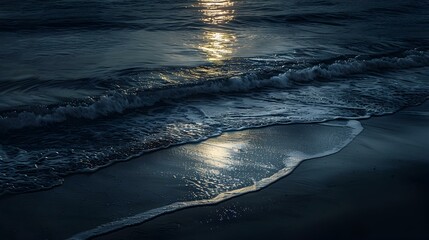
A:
1 0 429 195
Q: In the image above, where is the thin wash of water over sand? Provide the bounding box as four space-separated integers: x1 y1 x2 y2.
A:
1 0 429 194
95 102 429 240
0 120 362 240
0 0 428 238
69 120 362 239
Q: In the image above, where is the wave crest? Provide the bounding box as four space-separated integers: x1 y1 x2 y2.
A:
1 50 428 131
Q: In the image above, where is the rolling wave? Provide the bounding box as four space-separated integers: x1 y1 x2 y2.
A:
1 49 428 131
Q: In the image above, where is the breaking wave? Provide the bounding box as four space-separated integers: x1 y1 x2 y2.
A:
1 49 428 131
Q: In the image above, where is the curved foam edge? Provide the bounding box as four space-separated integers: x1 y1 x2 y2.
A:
1 49 428 131
68 120 363 240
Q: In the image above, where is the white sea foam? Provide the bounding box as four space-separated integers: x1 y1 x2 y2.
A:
0 50 427 130
272 49 429 83
68 120 363 240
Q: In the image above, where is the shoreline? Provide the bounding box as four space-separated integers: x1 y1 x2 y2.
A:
95 102 429 240
0 102 428 240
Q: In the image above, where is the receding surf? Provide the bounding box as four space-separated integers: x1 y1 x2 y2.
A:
1 50 428 196
69 120 363 239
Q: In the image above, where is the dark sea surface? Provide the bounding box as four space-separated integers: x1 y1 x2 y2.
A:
1 0 429 239
0 0 428 196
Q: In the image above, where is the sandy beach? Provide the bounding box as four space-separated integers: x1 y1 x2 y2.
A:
0 102 427 240
94 102 429 240
1 1 429 240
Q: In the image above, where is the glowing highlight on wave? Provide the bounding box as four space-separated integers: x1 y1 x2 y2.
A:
198 0 235 25
196 0 237 62
198 31 237 61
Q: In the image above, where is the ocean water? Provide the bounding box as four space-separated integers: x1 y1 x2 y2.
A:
0 0 429 196
1 0 429 238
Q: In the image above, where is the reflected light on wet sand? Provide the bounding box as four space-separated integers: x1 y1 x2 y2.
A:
181 134 249 176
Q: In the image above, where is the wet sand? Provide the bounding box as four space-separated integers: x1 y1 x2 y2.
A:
0 102 428 240
95 102 429 240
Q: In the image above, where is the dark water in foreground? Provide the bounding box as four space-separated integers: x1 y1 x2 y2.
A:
0 0 428 195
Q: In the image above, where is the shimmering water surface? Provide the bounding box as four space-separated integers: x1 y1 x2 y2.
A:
0 0 428 195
